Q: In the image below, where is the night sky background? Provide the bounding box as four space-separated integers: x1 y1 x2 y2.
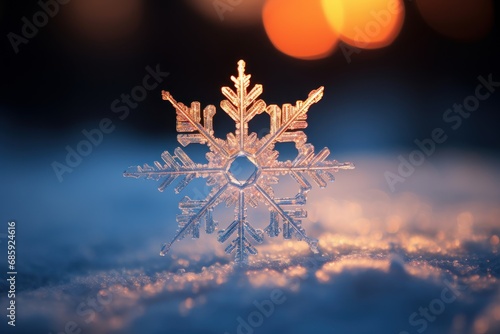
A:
1 0 499 151
1 1 500 334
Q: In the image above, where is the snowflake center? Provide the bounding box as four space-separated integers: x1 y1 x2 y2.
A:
226 154 259 187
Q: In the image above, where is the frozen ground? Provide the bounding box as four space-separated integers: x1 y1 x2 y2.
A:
0 133 499 334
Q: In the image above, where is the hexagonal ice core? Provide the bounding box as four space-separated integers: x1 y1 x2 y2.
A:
227 155 259 187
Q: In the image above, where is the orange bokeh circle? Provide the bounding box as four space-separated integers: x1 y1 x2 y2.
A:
322 0 405 49
262 0 339 60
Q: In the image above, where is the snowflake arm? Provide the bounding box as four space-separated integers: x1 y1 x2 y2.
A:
124 147 224 193
220 59 266 154
256 87 324 156
217 191 264 264
162 91 230 157
255 183 319 253
160 182 229 256
261 146 355 189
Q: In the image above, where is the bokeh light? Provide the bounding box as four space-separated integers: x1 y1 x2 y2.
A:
187 0 266 25
63 0 144 44
322 0 405 49
416 0 494 41
262 0 339 60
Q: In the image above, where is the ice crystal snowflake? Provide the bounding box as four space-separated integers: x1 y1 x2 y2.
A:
124 60 354 263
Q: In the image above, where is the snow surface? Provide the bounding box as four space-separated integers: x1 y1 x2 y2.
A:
1 133 499 334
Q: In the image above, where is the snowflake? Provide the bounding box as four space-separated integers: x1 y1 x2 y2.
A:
124 60 354 264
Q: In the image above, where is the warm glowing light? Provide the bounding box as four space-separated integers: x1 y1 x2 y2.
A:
322 0 405 49
248 270 288 287
457 211 474 236
406 235 442 253
386 215 402 234
355 218 371 235
473 316 490 334
320 258 391 277
416 0 494 41
493 306 500 320
491 235 500 246
315 270 330 283
262 0 339 60
179 297 195 315
177 258 190 267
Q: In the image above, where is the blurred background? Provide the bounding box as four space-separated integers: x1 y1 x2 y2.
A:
0 1 499 334
0 0 499 150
